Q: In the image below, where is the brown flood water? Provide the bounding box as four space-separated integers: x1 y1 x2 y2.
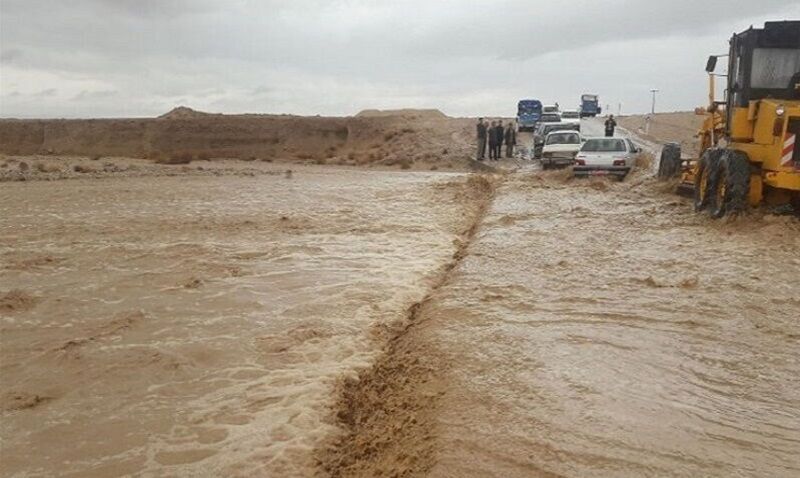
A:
418 172 800 477
0 167 479 476
2 164 799 477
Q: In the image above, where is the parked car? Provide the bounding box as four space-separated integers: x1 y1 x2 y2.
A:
560 110 581 120
541 131 583 169
573 137 642 178
539 112 561 123
533 122 581 158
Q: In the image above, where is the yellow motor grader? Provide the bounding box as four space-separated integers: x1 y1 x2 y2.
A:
659 21 800 217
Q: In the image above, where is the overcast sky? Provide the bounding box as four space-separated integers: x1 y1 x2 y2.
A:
1 0 798 118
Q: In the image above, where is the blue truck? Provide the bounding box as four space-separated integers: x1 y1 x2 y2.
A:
517 99 543 132
580 94 602 118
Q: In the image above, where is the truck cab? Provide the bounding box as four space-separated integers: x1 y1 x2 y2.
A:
580 94 601 118
517 99 542 132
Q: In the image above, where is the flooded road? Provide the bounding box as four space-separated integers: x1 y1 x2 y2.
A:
2 158 799 477
0 167 483 476
408 172 800 477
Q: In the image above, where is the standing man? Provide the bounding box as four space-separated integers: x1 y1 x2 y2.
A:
505 121 517 158
494 120 505 160
476 118 488 160
488 120 498 160
605 115 617 137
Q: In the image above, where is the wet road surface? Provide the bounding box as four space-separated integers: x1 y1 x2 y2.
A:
418 172 800 477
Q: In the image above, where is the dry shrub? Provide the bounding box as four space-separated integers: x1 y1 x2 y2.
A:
90 154 102 161
400 127 415 134
383 131 396 141
36 162 60 173
399 158 413 170
430 165 439 171
295 153 314 160
347 152 356 160
157 152 194 165
73 164 96 173
196 151 211 161
442 148 449 155
315 157 327 165
18 161 29 172
261 158 274 163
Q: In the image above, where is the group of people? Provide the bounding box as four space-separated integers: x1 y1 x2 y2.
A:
476 118 517 161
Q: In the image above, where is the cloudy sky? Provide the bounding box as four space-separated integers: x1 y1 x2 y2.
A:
1 0 798 118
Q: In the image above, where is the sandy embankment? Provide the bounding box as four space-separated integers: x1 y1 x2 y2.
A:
0 108 478 182
617 111 704 154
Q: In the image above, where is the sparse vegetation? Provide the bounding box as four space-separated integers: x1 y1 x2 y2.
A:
156 151 194 165
73 164 96 173
35 162 60 173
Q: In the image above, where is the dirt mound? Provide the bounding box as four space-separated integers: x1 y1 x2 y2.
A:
158 106 212 120
0 108 473 170
356 109 448 120
618 111 703 154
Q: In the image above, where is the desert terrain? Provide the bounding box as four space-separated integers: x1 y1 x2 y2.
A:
1 112 799 477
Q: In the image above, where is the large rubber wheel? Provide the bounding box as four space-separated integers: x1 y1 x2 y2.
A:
693 149 722 211
709 149 750 218
657 143 681 178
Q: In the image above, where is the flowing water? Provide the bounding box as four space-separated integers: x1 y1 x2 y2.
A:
0 167 480 477
2 160 799 477
414 172 800 477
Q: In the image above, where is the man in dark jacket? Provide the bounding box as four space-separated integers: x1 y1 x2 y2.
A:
488 121 498 160
494 120 505 160
476 118 488 160
604 115 617 137
504 121 517 158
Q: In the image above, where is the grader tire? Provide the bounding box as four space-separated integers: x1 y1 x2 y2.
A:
657 143 681 178
693 149 722 212
709 149 750 219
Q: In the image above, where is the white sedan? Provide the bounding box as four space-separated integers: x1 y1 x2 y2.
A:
541 131 582 169
573 137 642 178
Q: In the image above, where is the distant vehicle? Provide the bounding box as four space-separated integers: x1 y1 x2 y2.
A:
573 137 642 178
543 104 560 114
539 112 561 123
541 131 583 169
580 94 602 118
561 110 581 120
516 99 542 132
533 122 580 158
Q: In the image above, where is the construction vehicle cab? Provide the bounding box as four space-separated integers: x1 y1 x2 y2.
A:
665 21 800 217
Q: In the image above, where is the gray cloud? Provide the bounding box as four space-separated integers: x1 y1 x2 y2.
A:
1 0 798 118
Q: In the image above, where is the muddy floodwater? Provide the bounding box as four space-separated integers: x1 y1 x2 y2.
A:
0 167 481 476
1 162 799 477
